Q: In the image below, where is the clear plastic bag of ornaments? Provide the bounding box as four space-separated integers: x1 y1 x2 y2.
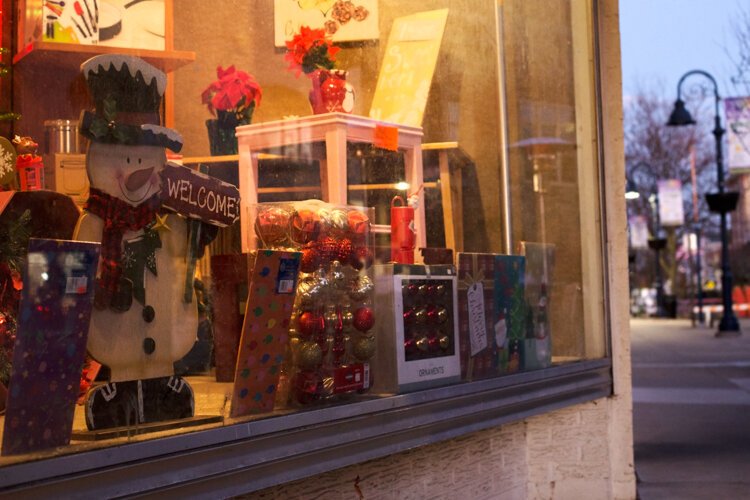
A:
249 200 376 406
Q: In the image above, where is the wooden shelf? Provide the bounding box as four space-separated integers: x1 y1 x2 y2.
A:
13 42 195 73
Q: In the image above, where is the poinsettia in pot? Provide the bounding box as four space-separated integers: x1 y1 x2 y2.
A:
285 26 355 114
201 65 262 155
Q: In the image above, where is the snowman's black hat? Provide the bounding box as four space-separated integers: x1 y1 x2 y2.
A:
79 55 183 152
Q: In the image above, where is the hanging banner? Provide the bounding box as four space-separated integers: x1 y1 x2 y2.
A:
725 97 750 173
629 215 649 249
657 179 685 227
682 232 698 253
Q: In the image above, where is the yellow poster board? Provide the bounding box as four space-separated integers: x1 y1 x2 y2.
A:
369 9 449 128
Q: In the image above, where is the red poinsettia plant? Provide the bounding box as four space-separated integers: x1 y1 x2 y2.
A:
285 26 340 77
201 65 262 125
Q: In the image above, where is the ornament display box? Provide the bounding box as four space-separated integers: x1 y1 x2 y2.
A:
372 264 460 393
456 253 527 381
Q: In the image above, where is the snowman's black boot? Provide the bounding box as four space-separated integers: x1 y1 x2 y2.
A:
85 376 194 430
141 375 194 423
85 380 140 430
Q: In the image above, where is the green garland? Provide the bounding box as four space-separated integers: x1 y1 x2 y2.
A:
0 209 31 273
0 209 31 386
0 48 20 121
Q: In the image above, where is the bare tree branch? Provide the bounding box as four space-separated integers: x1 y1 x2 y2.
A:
625 83 717 297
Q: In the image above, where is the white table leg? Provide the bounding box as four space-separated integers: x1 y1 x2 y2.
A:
405 145 426 262
324 126 348 205
238 142 259 252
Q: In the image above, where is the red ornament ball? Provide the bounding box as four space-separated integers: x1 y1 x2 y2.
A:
403 307 415 326
347 210 371 242
427 334 440 352
318 236 339 264
353 306 375 332
337 238 353 264
290 209 321 245
254 207 290 246
300 245 320 273
298 311 323 338
427 305 442 325
404 337 417 355
351 246 374 270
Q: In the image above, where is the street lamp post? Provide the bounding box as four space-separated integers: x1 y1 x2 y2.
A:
626 163 668 318
667 70 741 336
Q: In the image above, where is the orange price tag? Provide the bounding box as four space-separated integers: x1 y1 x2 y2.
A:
374 125 399 151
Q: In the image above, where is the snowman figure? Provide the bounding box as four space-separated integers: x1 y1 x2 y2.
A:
75 55 202 429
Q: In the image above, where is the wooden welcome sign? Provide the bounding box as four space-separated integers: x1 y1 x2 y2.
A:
160 162 240 227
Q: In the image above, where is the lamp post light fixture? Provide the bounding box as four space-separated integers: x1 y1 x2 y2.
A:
667 70 741 336
625 162 668 318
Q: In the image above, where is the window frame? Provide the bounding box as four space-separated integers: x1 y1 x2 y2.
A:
1 359 611 497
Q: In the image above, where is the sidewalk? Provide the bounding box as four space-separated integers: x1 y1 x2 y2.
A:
631 317 750 499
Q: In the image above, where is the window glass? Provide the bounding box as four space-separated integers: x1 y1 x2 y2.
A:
0 0 605 467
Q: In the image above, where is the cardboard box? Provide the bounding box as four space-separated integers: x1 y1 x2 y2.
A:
456 253 527 380
209 253 249 382
230 250 300 417
2 239 100 456
372 264 460 393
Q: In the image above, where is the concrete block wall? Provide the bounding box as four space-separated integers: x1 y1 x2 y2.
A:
244 397 633 499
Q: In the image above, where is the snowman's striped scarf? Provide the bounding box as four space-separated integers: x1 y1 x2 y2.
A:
85 188 161 308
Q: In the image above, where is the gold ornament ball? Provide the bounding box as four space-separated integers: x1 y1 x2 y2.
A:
436 306 448 324
297 277 322 307
324 308 338 328
317 208 333 230
348 275 374 301
439 335 450 349
416 336 429 352
289 337 300 353
298 341 323 368
314 266 330 289
330 209 349 234
414 307 427 325
353 335 376 360
330 260 347 289
342 308 354 327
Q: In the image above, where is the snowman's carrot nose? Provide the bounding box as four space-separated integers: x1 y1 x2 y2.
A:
125 167 155 192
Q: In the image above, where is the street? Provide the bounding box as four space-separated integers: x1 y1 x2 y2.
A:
632 318 750 499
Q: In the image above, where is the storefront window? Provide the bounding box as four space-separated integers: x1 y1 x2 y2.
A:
0 0 609 490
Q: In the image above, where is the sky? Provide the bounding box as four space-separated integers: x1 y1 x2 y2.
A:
620 0 746 102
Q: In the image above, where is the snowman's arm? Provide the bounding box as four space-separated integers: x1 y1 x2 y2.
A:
74 211 104 244
196 222 219 259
